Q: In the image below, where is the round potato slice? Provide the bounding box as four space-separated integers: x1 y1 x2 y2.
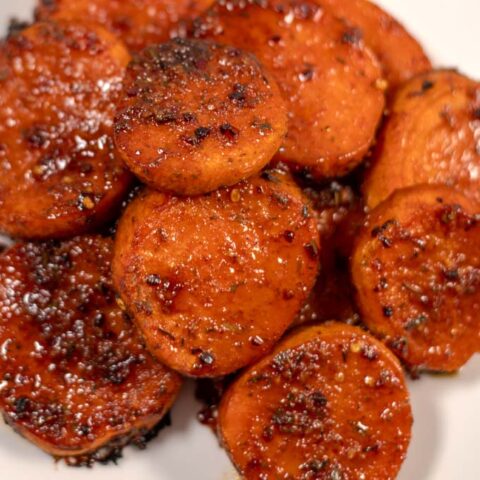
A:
364 70 480 209
35 0 214 52
219 323 412 480
352 184 480 372
320 0 431 91
0 21 133 239
0 235 181 464
113 169 320 377
192 0 385 179
114 38 287 195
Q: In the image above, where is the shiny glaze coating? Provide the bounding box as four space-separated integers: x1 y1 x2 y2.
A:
364 70 480 209
35 0 214 52
319 0 431 91
352 185 480 372
114 38 287 195
113 169 320 377
192 0 385 179
219 323 412 480
0 21 133 239
295 181 361 326
0 236 181 461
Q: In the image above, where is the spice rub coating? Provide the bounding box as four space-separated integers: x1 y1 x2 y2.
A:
352 185 480 372
219 323 412 480
113 169 320 377
364 70 480 209
0 21 133 239
0 235 181 461
192 0 385 178
35 0 214 52
114 38 287 195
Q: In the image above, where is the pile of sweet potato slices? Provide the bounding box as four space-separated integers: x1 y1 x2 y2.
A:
0 0 478 478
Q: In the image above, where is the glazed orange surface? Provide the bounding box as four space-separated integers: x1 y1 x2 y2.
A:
0 21 132 239
0 236 181 461
115 38 287 195
352 185 480 372
113 169 320 377
320 0 432 90
192 0 385 178
219 323 412 480
36 0 214 51
364 70 480 209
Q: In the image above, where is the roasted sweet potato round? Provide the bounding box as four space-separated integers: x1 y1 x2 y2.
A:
0 235 181 463
320 0 432 91
0 21 133 239
113 169 320 377
363 70 480 209
114 38 287 195
35 0 214 52
192 0 385 178
219 323 412 480
352 184 480 372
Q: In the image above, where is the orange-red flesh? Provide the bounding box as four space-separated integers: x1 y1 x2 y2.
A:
35 0 214 52
219 323 412 480
113 169 320 377
0 21 133 239
192 0 385 179
319 0 432 91
0 236 181 463
352 184 480 372
364 70 480 209
114 38 287 195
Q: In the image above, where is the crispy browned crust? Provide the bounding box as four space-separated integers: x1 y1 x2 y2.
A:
363 70 480 209
114 38 287 195
219 323 412 479
0 236 182 461
113 169 320 377
192 0 385 179
352 184 480 372
0 21 133 239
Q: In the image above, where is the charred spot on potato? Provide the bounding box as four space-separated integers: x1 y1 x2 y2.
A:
342 27 363 45
219 123 239 142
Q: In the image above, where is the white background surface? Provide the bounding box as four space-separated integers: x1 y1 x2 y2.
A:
0 1 479 479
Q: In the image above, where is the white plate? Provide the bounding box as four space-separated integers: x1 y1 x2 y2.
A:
0 1 479 479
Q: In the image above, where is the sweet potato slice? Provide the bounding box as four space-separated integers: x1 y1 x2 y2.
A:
192 0 385 179
320 0 431 91
0 21 133 239
363 70 480 209
352 184 480 372
112 169 320 377
35 0 214 52
0 235 181 463
114 38 287 195
219 323 412 480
